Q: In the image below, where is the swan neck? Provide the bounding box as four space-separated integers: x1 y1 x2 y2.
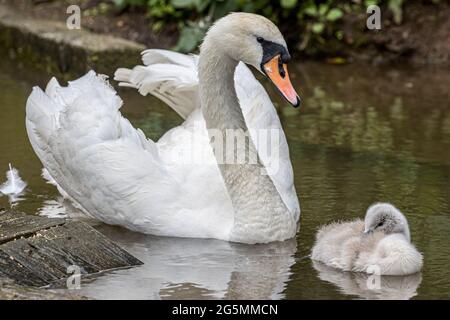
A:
198 43 243 130
197 40 296 243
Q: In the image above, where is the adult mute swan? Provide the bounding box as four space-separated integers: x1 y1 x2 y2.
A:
25 13 301 244
311 203 423 276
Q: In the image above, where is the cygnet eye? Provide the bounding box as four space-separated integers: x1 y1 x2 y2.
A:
257 36 264 43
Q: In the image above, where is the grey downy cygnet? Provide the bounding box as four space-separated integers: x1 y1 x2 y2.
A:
311 203 423 276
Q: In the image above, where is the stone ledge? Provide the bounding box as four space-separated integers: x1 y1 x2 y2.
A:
0 4 145 79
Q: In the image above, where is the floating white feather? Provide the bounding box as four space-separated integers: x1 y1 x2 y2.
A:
0 163 27 196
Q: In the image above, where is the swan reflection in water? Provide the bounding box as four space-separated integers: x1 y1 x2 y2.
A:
75 226 297 300
39 195 297 299
312 261 422 300
38 199 423 300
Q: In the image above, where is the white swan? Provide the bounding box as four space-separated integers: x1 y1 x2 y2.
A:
25 13 301 244
311 203 423 276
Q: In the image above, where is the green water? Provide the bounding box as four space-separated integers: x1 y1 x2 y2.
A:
0 60 449 299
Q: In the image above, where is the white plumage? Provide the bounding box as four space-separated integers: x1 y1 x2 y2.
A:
311 203 423 276
115 49 199 119
114 50 299 220
0 163 27 196
25 13 300 243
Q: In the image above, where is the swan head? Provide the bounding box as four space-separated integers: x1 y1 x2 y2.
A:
201 12 300 107
363 203 411 242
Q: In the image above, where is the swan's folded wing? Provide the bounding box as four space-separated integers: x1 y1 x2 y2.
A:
235 65 300 221
365 235 423 276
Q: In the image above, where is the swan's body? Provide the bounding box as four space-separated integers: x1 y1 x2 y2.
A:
25 13 300 244
311 203 423 276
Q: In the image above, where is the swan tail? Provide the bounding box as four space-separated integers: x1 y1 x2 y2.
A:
114 49 199 119
41 168 70 199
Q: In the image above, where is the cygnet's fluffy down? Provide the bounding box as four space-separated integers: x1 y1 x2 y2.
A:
311 203 423 276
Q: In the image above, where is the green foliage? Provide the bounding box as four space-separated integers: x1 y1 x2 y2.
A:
113 0 412 53
173 22 208 52
388 0 404 24
280 0 297 9
300 1 343 36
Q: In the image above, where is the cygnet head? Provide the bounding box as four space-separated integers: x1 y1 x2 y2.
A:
200 12 300 107
364 203 411 242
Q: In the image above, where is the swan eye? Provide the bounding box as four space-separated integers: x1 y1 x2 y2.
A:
376 221 384 228
257 36 264 43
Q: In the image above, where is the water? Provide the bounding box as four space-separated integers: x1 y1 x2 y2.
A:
0 60 449 299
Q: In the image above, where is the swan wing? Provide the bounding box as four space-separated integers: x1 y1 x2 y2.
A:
234 65 300 221
365 235 423 276
26 71 233 239
114 49 199 119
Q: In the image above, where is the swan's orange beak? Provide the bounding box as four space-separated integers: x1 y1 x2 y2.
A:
263 55 300 108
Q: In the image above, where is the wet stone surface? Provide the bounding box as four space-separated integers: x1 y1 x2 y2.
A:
0 4 145 79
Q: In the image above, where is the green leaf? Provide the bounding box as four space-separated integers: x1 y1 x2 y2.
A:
195 0 211 12
388 0 404 24
311 22 324 34
113 0 126 7
364 0 379 6
318 3 328 16
151 20 165 32
171 0 196 9
335 30 344 40
242 1 256 12
173 25 205 52
326 8 343 21
214 0 240 20
303 4 317 17
280 0 297 9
